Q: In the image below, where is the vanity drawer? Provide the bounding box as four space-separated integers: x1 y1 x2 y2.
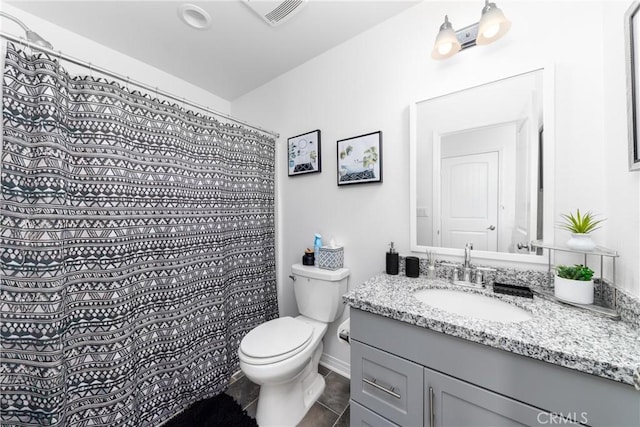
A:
350 400 400 427
351 340 423 426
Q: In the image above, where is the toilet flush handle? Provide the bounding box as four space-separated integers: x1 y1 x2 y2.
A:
289 275 296 281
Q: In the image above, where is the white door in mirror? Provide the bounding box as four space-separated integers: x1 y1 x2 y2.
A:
441 152 499 251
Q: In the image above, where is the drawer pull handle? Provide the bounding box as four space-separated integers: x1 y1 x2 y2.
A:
362 377 401 399
429 386 435 427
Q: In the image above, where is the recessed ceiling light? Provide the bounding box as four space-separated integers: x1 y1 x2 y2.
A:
178 4 212 30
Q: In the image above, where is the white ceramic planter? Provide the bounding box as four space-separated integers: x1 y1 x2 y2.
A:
566 233 596 251
554 275 594 305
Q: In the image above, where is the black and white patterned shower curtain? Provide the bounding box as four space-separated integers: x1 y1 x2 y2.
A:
1 42 277 426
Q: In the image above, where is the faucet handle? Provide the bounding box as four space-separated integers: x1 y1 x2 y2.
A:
440 263 459 282
475 270 484 286
475 267 497 285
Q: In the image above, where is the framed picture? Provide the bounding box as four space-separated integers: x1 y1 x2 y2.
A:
626 1 640 171
288 130 321 176
337 131 382 186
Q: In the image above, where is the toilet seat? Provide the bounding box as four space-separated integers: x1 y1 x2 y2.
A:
240 316 313 365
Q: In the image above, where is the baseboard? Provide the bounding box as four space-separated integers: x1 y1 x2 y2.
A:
229 369 244 385
319 352 351 380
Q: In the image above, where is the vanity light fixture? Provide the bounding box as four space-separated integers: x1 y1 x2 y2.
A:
431 0 511 60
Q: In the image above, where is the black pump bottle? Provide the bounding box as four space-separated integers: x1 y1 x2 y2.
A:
386 242 399 275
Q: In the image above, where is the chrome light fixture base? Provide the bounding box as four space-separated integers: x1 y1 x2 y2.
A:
431 0 510 60
456 23 479 50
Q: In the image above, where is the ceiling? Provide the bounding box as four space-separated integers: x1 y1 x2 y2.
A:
6 0 420 101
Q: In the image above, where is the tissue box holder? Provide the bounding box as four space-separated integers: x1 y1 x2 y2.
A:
318 246 344 270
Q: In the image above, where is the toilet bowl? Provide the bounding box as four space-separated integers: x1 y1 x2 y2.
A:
238 264 349 427
239 316 327 425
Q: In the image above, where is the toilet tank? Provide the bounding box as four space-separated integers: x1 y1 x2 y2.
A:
291 264 350 322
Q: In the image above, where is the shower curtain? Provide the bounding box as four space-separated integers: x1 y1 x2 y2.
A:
1 42 277 426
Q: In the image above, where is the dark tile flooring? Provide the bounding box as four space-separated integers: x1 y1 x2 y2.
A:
225 365 350 427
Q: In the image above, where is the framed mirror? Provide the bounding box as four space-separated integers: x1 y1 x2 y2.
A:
626 1 640 171
409 67 555 264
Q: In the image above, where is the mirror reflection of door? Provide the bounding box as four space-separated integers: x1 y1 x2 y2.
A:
433 122 522 252
441 152 499 251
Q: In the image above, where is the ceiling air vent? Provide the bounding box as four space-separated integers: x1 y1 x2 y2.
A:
242 0 307 27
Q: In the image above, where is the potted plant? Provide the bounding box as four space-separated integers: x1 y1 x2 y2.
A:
554 264 595 304
558 209 606 251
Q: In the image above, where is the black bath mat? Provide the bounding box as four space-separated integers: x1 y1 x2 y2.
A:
164 393 258 427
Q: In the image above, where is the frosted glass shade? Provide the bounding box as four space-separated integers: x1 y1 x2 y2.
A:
476 3 511 45
431 17 461 60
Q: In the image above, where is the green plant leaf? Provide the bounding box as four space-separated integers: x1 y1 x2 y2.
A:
558 209 606 234
555 264 594 281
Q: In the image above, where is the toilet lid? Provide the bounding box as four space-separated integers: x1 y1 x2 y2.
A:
240 316 313 360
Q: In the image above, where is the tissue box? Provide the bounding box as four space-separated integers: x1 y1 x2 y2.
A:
318 246 344 270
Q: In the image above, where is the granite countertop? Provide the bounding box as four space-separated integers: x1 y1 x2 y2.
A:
343 274 640 389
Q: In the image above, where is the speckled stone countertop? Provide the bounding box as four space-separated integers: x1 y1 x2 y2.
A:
343 274 640 389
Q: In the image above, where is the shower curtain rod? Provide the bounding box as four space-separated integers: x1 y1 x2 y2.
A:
0 31 280 139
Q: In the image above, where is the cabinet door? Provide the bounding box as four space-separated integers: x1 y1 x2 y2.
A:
350 400 400 427
351 340 423 426
425 367 581 427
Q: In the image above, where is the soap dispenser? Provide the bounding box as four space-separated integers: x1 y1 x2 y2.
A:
386 242 399 275
313 234 322 267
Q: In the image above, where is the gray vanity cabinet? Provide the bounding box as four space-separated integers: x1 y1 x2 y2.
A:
425 367 576 426
350 308 640 427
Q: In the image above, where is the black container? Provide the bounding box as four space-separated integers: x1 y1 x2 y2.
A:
302 252 315 266
405 256 420 278
386 252 399 275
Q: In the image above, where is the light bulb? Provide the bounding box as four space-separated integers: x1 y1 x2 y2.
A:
481 23 500 40
438 42 453 56
476 1 511 45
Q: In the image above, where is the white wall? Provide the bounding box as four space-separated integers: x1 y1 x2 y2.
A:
232 1 640 372
1 3 230 114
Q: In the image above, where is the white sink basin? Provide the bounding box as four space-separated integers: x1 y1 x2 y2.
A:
413 289 532 323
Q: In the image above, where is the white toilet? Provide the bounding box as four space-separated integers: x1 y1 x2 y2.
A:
238 263 349 427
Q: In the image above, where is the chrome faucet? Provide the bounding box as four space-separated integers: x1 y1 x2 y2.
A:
464 243 473 268
463 243 473 282
444 243 495 288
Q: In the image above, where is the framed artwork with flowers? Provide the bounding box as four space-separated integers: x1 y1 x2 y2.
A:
337 131 382 186
287 130 321 176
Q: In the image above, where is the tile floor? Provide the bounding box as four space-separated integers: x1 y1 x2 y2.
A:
225 364 350 427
